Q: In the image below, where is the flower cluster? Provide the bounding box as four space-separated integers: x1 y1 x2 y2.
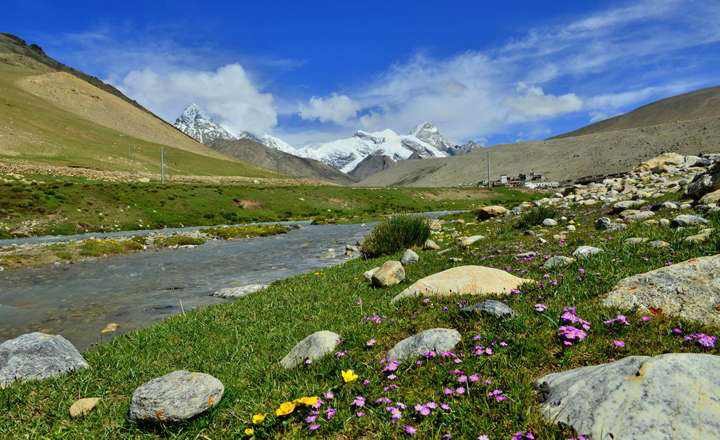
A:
558 306 591 346
684 332 717 349
603 314 630 327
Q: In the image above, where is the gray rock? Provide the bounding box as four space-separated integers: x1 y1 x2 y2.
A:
542 218 558 226
624 237 648 245
536 353 720 440
602 254 720 325
620 209 655 222
387 328 461 361
211 284 268 299
400 249 419 265
648 240 670 248
372 260 405 287
672 214 709 227
612 199 645 212
595 217 626 231
0 332 88 388
457 235 484 247
423 239 440 250
461 300 514 318
543 255 576 269
129 370 224 423
684 228 714 244
280 330 341 369
572 246 603 258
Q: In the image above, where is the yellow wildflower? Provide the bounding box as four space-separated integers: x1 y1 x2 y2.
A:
275 401 296 416
294 396 320 407
252 413 266 424
244 427 254 436
341 369 359 383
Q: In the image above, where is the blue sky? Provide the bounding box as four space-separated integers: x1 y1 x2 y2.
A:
3 0 720 147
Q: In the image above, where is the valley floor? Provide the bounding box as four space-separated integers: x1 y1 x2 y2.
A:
0 172 532 238
1 175 719 438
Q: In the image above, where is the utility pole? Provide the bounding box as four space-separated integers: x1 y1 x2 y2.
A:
486 150 491 187
160 147 165 184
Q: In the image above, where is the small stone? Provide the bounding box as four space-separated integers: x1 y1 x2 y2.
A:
659 218 671 226
428 219 443 231
211 284 268 299
648 240 670 248
620 209 655 222
372 261 405 287
542 218 558 226
461 300 514 318
387 329 461 361
543 255 576 269
400 249 419 265
423 239 440 250
100 323 119 334
280 330 341 369
363 267 379 281
475 205 508 220
69 397 100 418
566 224 576 231
595 217 625 231
572 246 603 258
129 370 224 423
624 237 648 245
457 235 485 247
671 214 709 227
0 332 88 388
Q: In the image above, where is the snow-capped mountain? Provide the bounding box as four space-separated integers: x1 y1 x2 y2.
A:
297 123 450 173
174 104 235 144
174 104 299 155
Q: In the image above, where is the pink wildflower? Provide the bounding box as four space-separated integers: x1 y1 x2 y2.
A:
685 333 717 348
558 325 588 346
612 340 625 348
534 303 548 312
403 425 417 436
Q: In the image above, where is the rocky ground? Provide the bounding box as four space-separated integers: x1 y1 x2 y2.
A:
2 151 720 438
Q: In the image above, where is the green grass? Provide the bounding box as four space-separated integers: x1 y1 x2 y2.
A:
78 238 144 257
0 175 537 237
2 193 719 438
153 235 207 248
361 215 431 258
202 224 290 240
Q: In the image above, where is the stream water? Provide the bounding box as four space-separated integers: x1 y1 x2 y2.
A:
0 212 454 350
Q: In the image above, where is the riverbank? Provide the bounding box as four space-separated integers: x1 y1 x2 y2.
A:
0 172 536 238
0 224 290 270
3 170 720 438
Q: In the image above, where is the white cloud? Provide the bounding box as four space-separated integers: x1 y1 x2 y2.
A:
298 94 360 124
115 64 277 135
286 0 720 145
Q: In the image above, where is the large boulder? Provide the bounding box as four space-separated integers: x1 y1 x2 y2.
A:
391 265 532 303
619 209 655 222
280 330 341 369
387 328 461 361
372 261 405 287
686 162 720 199
602 254 720 326
475 205 508 220
129 370 224 423
700 189 720 204
211 284 268 299
0 332 88 388
671 214 709 227
536 353 720 439
572 246 603 258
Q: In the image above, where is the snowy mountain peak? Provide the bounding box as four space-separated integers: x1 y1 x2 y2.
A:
174 104 235 144
410 122 453 152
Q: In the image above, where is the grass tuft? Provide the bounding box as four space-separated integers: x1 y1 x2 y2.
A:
361 215 430 258
515 206 558 230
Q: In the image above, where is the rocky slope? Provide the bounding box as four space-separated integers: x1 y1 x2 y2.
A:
553 85 720 139
360 86 720 187
348 153 397 181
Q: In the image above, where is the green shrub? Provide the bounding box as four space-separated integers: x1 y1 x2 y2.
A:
202 224 289 240
361 215 430 258
515 205 557 230
79 238 143 256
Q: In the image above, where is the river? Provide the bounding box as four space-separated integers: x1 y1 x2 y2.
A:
0 213 453 350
